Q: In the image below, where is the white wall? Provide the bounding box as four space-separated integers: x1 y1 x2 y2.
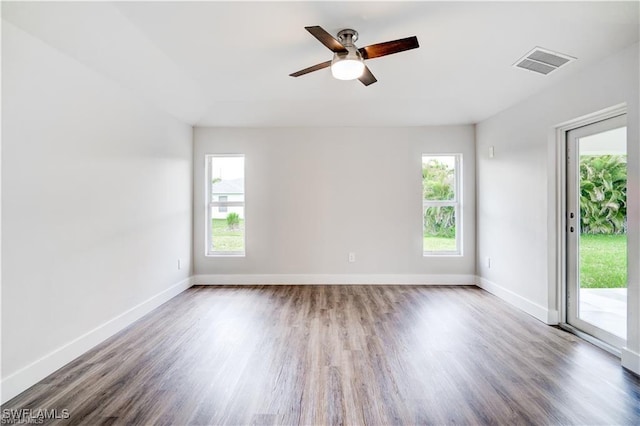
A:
476 43 639 373
1 22 193 401
194 126 475 283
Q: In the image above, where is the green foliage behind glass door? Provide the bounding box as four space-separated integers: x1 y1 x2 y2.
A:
580 155 626 235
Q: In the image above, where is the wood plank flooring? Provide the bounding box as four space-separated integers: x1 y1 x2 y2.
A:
3 285 640 425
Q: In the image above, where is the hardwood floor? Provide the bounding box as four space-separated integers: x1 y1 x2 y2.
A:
3 285 640 425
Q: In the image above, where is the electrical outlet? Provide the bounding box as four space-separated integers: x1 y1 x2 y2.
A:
487 257 491 269
178 258 182 270
348 252 356 263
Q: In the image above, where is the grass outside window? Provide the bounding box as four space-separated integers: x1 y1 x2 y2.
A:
211 218 245 253
423 236 456 252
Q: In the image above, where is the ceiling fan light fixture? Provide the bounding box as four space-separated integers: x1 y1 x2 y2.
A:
289 25 419 86
331 51 365 80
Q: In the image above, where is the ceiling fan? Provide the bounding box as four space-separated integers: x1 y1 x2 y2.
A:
290 26 419 86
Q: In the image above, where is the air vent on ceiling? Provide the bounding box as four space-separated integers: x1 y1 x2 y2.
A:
514 47 575 75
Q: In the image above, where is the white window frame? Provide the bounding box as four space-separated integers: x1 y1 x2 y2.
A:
218 195 228 213
422 153 462 256
206 154 245 257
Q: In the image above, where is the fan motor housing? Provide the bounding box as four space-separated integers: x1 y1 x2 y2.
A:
337 29 358 46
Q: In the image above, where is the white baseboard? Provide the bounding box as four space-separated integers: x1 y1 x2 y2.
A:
192 273 477 286
1 277 193 404
622 347 640 376
477 277 558 325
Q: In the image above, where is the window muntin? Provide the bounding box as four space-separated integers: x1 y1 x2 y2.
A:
207 155 245 256
422 154 461 255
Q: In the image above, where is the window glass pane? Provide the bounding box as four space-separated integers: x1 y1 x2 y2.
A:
423 206 456 252
209 155 245 255
422 155 455 201
210 206 245 253
211 157 244 198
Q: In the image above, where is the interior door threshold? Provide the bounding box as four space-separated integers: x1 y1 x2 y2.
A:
559 323 621 358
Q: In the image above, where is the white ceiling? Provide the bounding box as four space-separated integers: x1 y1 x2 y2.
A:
3 1 638 127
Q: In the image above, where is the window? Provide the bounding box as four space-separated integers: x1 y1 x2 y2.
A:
207 155 245 256
422 154 461 255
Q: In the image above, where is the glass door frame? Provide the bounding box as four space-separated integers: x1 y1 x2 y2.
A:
556 104 628 355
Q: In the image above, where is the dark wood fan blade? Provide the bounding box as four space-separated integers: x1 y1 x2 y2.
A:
358 66 377 86
289 60 332 77
359 36 419 60
305 26 347 53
